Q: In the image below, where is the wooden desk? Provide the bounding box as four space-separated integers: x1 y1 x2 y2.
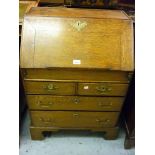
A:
20 7 134 140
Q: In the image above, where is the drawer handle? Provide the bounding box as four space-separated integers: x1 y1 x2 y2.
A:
43 84 59 91
96 119 110 124
40 118 53 124
96 85 112 94
74 98 80 104
37 101 53 107
73 113 79 118
98 102 112 107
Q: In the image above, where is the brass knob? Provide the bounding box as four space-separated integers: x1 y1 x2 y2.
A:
47 84 54 90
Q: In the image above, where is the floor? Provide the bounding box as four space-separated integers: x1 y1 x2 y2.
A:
19 112 135 155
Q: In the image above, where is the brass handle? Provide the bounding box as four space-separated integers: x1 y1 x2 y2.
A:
37 101 53 107
98 102 112 107
43 84 59 91
96 85 112 94
73 113 79 118
96 119 110 124
74 98 80 104
40 118 53 124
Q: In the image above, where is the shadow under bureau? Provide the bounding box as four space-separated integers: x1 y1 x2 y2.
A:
20 7 134 140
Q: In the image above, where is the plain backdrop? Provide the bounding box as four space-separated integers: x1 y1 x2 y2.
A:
0 0 155 155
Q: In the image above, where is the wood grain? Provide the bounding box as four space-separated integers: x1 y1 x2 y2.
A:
78 82 128 96
30 126 119 140
22 69 131 83
20 7 134 71
27 7 129 19
19 1 38 25
27 95 124 111
30 111 119 128
24 81 76 95
20 8 134 140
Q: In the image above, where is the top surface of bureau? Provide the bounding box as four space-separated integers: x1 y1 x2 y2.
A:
19 1 38 25
20 7 134 71
24 7 129 19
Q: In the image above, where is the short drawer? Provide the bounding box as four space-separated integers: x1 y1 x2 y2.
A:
24 81 76 95
27 95 124 111
78 83 128 96
30 111 119 128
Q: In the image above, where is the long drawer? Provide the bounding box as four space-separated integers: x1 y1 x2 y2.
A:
27 95 124 111
22 69 131 83
24 81 76 95
78 83 128 96
30 111 119 128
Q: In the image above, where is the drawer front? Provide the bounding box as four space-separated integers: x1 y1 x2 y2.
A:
27 95 124 111
24 81 76 95
30 111 119 128
78 83 128 96
22 69 131 83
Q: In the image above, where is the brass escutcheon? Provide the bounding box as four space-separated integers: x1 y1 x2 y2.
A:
43 84 58 91
71 20 87 31
74 98 80 104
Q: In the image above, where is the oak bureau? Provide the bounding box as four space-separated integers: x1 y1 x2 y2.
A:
20 7 134 140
